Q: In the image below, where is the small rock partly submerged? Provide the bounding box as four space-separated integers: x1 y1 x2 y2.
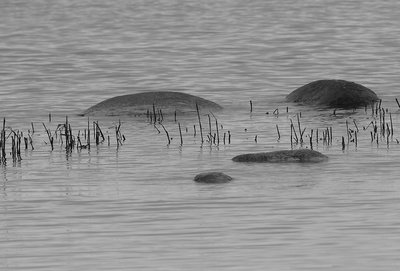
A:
193 172 233 184
232 149 328 163
286 79 378 108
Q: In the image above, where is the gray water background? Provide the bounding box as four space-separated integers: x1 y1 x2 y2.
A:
1 0 400 270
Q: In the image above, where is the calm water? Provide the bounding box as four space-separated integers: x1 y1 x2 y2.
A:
1 0 400 270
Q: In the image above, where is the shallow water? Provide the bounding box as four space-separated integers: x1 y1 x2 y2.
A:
1 0 400 270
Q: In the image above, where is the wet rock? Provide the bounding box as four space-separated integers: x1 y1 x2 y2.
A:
286 79 378 108
193 172 233 184
81 91 223 116
232 149 328 163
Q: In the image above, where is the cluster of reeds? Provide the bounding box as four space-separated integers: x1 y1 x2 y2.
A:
144 97 399 150
287 113 333 149
10 130 23 163
0 116 126 166
361 100 396 147
1 97 399 166
147 103 231 146
1 118 33 165
248 98 400 152
146 104 164 124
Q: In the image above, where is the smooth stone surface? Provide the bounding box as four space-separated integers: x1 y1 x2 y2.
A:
82 91 223 116
286 79 379 108
193 172 233 184
232 149 328 163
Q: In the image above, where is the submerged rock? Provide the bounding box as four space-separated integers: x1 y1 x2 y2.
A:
232 149 328 163
81 91 223 116
193 172 233 184
286 79 378 108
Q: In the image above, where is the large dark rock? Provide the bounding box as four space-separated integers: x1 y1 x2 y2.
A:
232 149 328 163
193 172 233 184
286 79 378 108
82 91 222 116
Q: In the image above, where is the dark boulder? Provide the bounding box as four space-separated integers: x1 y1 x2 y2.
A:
193 172 233 184
286 79 378 108
82 91 222 116
232 149 328 163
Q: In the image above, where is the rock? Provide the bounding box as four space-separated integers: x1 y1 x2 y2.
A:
81 91 223 116
286 79 378 108
232 149 328 163
193 172 233 184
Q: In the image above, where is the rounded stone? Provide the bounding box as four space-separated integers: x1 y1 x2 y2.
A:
232 149 328 163
193 172 233 184
81 91 223 116
286 79 378 108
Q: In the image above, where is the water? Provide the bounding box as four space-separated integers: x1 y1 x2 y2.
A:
1 0 400 270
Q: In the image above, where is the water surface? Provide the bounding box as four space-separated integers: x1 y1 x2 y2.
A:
1 0 400 270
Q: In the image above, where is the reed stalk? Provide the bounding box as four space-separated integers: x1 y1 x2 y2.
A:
276 124 280 141
87 117 90 149
178 122 183 145
160 123 171 145
208 114 212 140
195 103 204 143
28 134 34 150
24 137 28 150
1 118 6 163
296 114 303 143
390 112 394 140
94 121 105 145
152 103 156 124
290 121 298 144
355 131 358 148
42 123 54 150
342 136 345 150
115 119 123 147
215 119 220 145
